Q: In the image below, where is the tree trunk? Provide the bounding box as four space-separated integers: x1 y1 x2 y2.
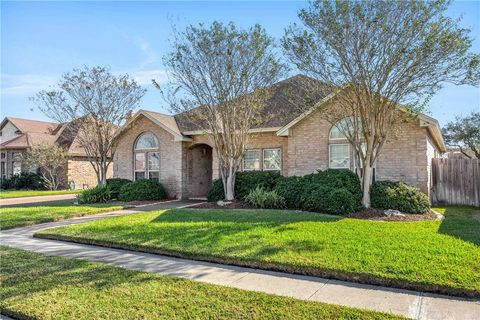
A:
361 164 373 208
224 162 235 201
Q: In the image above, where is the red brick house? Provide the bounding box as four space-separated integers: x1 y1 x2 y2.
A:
0 117 112 189
113 75 445 199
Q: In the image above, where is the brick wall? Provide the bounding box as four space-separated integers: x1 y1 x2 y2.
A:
67 157 113 189
113 115 184 198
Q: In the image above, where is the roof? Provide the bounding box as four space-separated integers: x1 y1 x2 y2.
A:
174 75 335 133
0 117 60 134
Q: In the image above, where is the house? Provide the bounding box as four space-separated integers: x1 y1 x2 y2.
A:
113 75 446 199
0 117 112 189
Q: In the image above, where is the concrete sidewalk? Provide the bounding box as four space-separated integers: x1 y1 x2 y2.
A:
1 204 479 320
0 193 77 207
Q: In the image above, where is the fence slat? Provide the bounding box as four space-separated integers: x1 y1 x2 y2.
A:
431 158 480 207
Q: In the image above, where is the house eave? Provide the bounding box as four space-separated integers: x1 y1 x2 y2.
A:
182 127 282 136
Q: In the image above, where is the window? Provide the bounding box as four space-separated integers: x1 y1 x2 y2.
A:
243 150 261 171
134 132 160 181
263 149 281 171
329 118 362 140
11 152 22 175
329 144 350 169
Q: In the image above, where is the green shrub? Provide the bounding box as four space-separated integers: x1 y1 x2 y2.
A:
0 173 46 190
118 179 166 202
207 171 282 202
77 186 112 204
244 187 285 209
304 169 362 203
370 180 430 213
300 185 357 215
273 176 305 208
106 178 131 199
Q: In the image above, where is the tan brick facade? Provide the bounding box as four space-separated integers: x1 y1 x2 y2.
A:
113 110 441 199
67 157 113 190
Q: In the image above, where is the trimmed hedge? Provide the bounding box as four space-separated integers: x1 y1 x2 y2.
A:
300 185 357 215
244 187 286 209
118 179 167 202
77 186 111 204
106 178 131 199
207 171 282 202
370 180 430 213
273 176 305 208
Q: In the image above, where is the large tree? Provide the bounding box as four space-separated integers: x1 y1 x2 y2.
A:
283 0 479 207
33 66 146 186
443 111 480 158
159 21 285 200
24 143 68 190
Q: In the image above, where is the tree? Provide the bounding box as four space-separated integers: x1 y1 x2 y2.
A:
32 66 146 186
158 21 285 200
283 0 479 207
443 111 480 158
24 144 68 190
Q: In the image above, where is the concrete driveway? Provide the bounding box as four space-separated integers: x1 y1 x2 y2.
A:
0 194 77 207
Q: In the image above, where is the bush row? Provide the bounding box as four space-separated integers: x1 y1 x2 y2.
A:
0 173 46 190
77 178 166 204
207 170 430 214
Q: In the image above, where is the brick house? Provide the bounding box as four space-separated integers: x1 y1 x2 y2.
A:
113 75 445 199
0 117 112 189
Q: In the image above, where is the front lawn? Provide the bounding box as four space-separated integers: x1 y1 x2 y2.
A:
36 206 480 297
0 189 82 199
0 204 123 230
0 247 400 320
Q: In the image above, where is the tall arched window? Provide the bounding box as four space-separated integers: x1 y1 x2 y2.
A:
134 132 160 181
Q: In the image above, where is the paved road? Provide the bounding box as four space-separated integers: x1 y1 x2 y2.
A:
1 201 479 320
0 194 77 207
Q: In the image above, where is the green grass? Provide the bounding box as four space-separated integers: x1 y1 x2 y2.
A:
0 189 82 199
0 247 401 320
37 206 480 297
0 204 123 230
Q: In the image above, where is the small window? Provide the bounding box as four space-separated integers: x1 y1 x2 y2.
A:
263 149 281 171
135 132 159 150
135 153 146 171
12 161 22 175
329 144 350 169
243 150 261 171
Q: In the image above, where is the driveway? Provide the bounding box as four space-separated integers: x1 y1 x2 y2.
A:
1 199 478 320
0 194 77 207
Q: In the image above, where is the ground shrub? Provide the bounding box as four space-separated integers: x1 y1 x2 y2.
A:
106 178 131 199
370 180 431 213
300 185 357 215
304 169 362 203
244 187 286 209
77 186 112 204
118 179 166 202
207 171 282 201
0 173 46 190
273 176 305 208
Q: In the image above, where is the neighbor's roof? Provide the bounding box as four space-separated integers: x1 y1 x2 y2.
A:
0 117 61 134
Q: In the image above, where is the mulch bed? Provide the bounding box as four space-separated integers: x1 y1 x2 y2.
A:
347 208 440 222
190 201 441 221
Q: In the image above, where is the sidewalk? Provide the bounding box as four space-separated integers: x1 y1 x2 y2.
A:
1 204 479 320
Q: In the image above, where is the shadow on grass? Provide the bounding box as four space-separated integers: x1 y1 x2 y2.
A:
437 206 480 246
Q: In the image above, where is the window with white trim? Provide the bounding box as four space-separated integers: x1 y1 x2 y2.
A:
134 132 160 181
263 149 281 171
243 149 261 171
329 144 350 169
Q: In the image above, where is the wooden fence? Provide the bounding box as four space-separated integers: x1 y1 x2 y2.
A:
431 158 480 207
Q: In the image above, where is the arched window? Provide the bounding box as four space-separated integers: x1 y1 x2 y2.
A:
134 132 160 181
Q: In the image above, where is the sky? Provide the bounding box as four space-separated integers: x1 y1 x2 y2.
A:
1 0 479 127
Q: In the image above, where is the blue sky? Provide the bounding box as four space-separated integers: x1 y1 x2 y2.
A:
1 1 479 126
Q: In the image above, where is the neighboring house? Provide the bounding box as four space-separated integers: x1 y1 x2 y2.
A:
113 75 446 199
0 117 112 189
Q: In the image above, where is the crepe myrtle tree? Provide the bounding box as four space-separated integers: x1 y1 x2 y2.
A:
156 21 285 200
32 66 146 186
443 111 480 158
283 0 479 207
24 143 68 190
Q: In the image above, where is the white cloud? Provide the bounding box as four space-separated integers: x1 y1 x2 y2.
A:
131 36 159 69
1 74 57 96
